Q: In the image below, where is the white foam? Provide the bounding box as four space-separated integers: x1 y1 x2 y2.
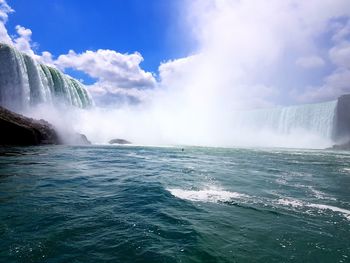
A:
307 204 350 220
277 198 304 208
277 198 350 220
342 168 350 173
308 187 336 201
167 187 246 203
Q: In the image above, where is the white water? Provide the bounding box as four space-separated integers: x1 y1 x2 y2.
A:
277 198 350 221
23 98 337 148
0 43 93 111
0 43 339 148
57 99 337 148
167 187 350 221
167 187 247 203
234 100 337 139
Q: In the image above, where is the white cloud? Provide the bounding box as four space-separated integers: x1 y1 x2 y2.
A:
331 19 350 43
38 51 55 66
0 0 156 104
329 41 350 69
0 0 13 44
52 49 157 105
298 68 350 102
0 0 12 20
1 0 350 108
127 1 350 107
0 1 37 56
157 0 350 109
88 81 155 105
158 55 197 86
13 25 35 56
55 49 156 90
2 0 350 146
295 56 325 69
296 18 350 102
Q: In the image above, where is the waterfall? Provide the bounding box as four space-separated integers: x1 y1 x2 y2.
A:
0 43 93 111
233 100 337 140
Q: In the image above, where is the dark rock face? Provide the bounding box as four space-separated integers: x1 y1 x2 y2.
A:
329 141 350 150
0 106 60 146
71 133 91 145
79 134 91 145
109 138 131 145
333 94 350 141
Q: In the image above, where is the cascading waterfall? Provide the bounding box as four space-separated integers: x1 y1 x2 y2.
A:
233 100 337 140
0 43 347 147
0 43 93 111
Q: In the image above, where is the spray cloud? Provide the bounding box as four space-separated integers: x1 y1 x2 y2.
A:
3 0 350 148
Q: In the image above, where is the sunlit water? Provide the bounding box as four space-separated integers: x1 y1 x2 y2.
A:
0 145 349 262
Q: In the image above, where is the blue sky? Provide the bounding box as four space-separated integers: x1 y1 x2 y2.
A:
6 0 192 73
1 0 350 107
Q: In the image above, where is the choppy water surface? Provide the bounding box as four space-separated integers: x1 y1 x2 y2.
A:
0 145 349 262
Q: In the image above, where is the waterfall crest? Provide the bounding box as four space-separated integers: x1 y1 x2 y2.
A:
0 43 93 111
234 100 337 140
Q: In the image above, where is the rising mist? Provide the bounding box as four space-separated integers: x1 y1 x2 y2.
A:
23 0 350 148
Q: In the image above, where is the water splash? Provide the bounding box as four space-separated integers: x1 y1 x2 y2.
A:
167 186 248 203
0 43 93 111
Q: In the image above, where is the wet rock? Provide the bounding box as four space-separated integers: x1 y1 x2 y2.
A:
329 141 350 150
109 138 131 145
0 106 60 146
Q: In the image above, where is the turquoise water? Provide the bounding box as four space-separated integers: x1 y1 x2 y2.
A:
0 145 349 262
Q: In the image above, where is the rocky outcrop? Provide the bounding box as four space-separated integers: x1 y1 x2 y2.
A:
78 134 91 145
70 133 91 145
333 94 350 142
329 141 350 151
109 138 131 145
0 106 60 146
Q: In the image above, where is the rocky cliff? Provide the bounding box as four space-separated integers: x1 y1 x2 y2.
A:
0 106 60 146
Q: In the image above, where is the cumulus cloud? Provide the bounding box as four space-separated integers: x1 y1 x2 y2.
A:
331 19 350 43
53 49 157 104
158 55 197 86
0 0 13 44
56 49 155 87
297 17 350 102
298 69 350 102
0 1 38 56
2 0 350 146
151 1 350 146
88 81 155 106
329 41 350 69
13 25 35 56
38 51 56 66
296 56 325 69
0 0 156 104
0 0 11 19
157 0 350 109
2 0 350 108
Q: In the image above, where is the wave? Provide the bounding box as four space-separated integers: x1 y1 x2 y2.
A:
342 168 350 173
167 187 247 203
308 204 350 220
275 179 336 201
93 143 177 148
277 198 350 220
167 186 350 221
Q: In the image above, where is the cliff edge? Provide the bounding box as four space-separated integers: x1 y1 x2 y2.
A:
0 106 60 146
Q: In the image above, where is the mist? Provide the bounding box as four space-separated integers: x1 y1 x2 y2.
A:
24 0 350 148
25 99 334 149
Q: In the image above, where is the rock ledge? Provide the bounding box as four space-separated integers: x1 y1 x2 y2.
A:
0 106 60 146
